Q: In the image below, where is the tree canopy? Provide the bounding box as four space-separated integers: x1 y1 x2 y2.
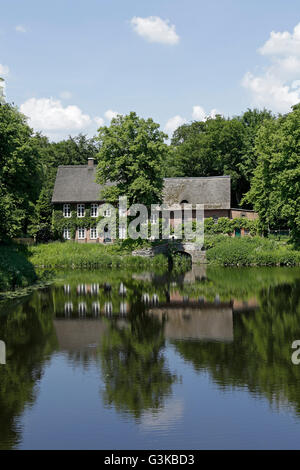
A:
244 104 300 242
96 112 169 207
0 103 43 239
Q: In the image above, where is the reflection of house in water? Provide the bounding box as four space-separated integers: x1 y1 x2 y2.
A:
149 289 258 342
53 319 128 354
150 302 234 342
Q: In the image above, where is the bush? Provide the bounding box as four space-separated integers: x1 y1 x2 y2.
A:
28 241 168 270
0 243 37 291
206 236 300 266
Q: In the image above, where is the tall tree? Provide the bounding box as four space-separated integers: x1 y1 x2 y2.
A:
0 103 42 239
96 112 169 206
169 116 245 206
244 104 300 242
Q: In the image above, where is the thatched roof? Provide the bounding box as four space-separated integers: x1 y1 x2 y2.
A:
52 165 231 209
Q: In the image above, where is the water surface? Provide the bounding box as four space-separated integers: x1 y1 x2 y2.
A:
0 266 300 449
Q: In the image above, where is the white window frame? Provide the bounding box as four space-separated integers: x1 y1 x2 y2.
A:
63 204 71 218
78 227 86 239
63 228 71 240
77 204 85 218
90 227 98 240
103 208 111 217
91 203 98 218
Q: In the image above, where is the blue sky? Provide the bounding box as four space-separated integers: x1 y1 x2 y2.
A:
1 0 300 140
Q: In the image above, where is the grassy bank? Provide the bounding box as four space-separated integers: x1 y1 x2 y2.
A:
0 243 38 292
28 241 168 269
206 236 300 266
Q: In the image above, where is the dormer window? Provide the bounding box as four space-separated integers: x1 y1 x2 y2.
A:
91 204 98 217
77 204 85 217
63 204 71 218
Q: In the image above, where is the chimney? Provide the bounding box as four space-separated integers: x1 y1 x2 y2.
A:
88 158 94 167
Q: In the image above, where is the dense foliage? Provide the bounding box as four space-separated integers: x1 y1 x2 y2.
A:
96 112 169 207
0 243 37 291
167 110 274 207
244 104 300 243
206 236 300 266
0 104 43 239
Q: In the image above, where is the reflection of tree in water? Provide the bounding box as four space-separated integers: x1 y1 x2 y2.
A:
99 311 177 419
0 289 57 449
173 280 300 415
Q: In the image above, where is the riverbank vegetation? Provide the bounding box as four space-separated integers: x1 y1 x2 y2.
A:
28 241 168 270
206 236 300 266
0 243 37 292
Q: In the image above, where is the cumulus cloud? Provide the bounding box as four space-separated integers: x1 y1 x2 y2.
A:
104 109 120 121
192 105 219 121
131 16 179 45
164 115 187 136
15 25 27 33
165 106 222 137
20 98 92 137
243 22 300 113
94 116 105 127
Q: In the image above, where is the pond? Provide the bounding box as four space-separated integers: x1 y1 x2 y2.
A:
0 266 300 450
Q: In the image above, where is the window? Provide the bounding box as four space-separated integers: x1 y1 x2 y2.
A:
91 204 98 217
213 216 218 224
78 302 87 316
78 227 85 239
150 214 158 225
63 204 71 218
63 228 71 239
77 204 85 217
103 208 111 217
119 224 126 239
90 227 98 239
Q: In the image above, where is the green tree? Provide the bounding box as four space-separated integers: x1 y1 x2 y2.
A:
96 112 169 206
244 104 300 242
169 116 246 206
168 110 274 207
237 109 274 195
0 103 43 239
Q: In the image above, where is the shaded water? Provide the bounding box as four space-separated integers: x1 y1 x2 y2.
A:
0 266 300 449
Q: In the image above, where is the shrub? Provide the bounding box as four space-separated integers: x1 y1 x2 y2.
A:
0 243 37 291
206 237 300 266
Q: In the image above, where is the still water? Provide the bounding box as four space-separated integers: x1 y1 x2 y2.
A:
0 266 300 450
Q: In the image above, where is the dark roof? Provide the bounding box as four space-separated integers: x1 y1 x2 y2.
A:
163 176 231 209
52 166 231 208
51 165 114 203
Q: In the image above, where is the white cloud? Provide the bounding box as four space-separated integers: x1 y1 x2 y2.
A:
0 64 9 77
59 90 72 100
192 105 221 121
131 16 179 45
164 115 187 136
243 22 300 112
94 116 105 127
15 25 27 33
259 23 300 57
192 105 206 121
104 109 120 121
20 98 91 135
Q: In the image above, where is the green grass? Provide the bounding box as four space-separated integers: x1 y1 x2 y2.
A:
28 241 168 269
0 243 38 291
206 236 300 266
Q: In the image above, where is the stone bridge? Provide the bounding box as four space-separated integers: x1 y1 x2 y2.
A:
132 241 207 264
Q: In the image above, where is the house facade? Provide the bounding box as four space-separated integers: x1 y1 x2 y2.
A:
51 158 258 242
